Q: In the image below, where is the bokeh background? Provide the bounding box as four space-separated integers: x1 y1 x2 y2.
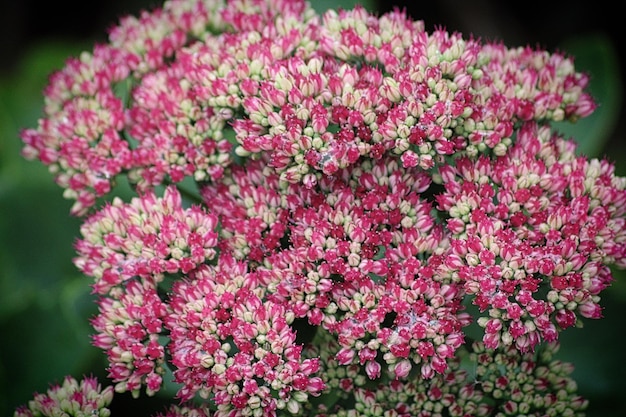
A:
1 0 624 416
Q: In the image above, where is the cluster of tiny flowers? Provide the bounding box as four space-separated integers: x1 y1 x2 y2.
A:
73 185 219 295
90 279 169 397
16 0 626 416
304 330 490 417
14 376 114 417
433 121 626 352
20 0 595 215
166 254 324 415
304 340 586 417
203 156 472 380
469 341 588 417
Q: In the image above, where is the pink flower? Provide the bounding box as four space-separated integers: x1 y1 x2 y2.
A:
126 62 234 191
22 0 597 215
17 0 625 415
14 376 113 417
393 359 412 379
434 121 626 352
201 158 288 262
206 156 469 378
91 279 169 396
74 186 218 295
165 254 324 412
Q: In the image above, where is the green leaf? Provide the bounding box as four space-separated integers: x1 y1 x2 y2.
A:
550 33 622 158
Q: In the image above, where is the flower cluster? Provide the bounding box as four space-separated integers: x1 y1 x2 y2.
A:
74 185 219 295
14 375 114 417
467 341 588 417
433 121 626 352
20 0 595 216
15 0 625 416
306 339 586 417
166 255 324 413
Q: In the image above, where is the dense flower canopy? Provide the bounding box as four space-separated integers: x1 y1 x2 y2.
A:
16 0 626 416
21 0 597 216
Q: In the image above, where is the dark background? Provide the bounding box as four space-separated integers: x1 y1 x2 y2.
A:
0 1 625 416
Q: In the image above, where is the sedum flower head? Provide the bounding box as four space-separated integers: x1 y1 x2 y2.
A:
166 254 324 415
434 121 626 352
90 279 169 397
74 185 219 295
14 376 114 417
469 341 588 417
15 0 625 416
20 0 595 216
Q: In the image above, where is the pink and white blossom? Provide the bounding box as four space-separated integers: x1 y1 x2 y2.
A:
15 0 624 415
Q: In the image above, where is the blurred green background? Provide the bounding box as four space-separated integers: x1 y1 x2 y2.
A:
0 0 624 416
